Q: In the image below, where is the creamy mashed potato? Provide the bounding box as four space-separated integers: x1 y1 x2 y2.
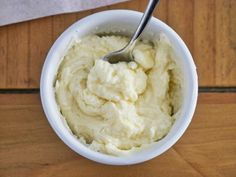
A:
55 34 182 156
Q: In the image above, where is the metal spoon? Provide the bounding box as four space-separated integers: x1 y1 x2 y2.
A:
102 0 160 64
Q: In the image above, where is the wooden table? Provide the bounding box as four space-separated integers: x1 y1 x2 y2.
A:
0 0 235 177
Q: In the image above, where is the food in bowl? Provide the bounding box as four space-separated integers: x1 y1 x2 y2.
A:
54 33 182 156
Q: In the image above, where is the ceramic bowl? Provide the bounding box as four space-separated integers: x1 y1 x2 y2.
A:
40 10 198 165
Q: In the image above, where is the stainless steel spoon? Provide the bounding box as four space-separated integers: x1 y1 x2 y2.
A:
102 0 160 64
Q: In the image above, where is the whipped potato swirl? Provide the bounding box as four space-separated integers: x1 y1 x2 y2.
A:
55 34 182 156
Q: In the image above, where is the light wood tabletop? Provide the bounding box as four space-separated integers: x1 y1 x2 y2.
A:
0 0 235 177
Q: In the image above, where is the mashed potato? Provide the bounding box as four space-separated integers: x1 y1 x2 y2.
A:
55 33 182 156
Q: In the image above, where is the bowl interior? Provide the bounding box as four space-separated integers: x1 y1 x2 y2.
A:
40 10 198 165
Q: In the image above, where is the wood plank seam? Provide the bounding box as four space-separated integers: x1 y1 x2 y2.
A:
172 147 207 177
0 87 236 94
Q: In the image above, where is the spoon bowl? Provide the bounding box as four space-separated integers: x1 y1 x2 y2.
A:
102 0 160 64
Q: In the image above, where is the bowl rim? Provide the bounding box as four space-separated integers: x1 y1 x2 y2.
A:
40 9 198 165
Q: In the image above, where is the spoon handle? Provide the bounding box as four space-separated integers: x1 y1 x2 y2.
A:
129 0 160 45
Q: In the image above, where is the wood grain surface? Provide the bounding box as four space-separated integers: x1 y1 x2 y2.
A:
0 93 235 177
0 0 236 88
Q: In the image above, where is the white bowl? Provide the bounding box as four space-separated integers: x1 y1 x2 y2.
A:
40 10 198 165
